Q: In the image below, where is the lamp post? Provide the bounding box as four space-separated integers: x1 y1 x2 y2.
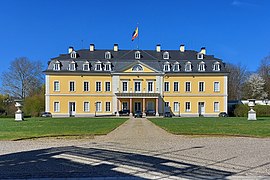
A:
94 102 97 117
248 99 256 120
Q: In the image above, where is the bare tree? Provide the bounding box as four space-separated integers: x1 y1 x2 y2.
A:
1 57 44 99
225 63 248 100
258 55 270 99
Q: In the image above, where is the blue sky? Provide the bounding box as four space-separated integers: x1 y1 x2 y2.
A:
0 0 270 78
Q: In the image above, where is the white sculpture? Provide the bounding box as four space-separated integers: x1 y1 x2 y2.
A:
15 100 24 121
248 99 256 120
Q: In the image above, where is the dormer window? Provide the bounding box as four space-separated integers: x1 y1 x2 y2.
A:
104 62 111 71
213 62 220 71
197 53 204 59
198 61 205 71
71 51 77 58
83 61 90 71
132 64 143 71
69 61 76 71
53 61 61 71
163 62 170 72
173 62 180 71
163 51 169 59
185 62 192 72
135 51 141 59
95 61 102 71
105 51 111 59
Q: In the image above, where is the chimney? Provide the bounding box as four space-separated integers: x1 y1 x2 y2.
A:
200 47 206 55
68 46 74 54
156 44 161 52
180 44 185 52
113 44 118 51
90 44 95 51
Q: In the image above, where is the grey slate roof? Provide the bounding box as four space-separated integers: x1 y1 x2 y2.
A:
45 48 227 74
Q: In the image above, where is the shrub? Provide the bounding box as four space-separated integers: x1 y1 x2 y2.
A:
234 104 270 117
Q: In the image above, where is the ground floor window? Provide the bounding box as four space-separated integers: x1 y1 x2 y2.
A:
214 102 219 112
185 102 191 112
122 102 128 110
54 102 60 112
84 102 90 112
174 102 179 112
96 102 101 112
106 102 111 112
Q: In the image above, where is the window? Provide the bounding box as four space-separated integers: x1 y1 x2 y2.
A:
96 102 101 112
71 51 76 58
54 81 60 91
214 102 219 112
84 102 90 112
174 102 179 112
84 82 89 92
69 61 76 71
69 81 75 92
132 64 143 71
83 62 89 71
95 62 102 71
185 102 191 112
197 53 203 59
165 102 169 107
104 63 111 71
174 82 179 92
148 82 153 92
122 82 128 92
199 82 204 92
163 51 169 59
122 102 128 110
214 82 220 92
105 82 111 91
54 102 60 112
174 63 180 71
185 82 191 92
135 51 141 59
53 62 60 71
198 62 205 71
163 62 170 72
185 62 192 71
213 62 220 71
96 82 101 92
105 51 111 59
134 82 141 92
164 82 169 92
105 102 111 112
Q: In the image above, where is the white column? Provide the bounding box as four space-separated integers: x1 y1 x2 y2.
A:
143 98 146 117
156 98 159 116
129 98 133 116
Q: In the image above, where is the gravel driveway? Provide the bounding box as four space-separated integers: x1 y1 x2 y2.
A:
0 117 269 179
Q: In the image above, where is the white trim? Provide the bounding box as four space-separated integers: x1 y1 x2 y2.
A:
53 80 60 92
105 81 111 92
185 81 191 92
45 75 50 112
83 81 90 92
173 81 179 92
198 81 205 92
69 81 76 92
214 81 220 92
95 81 102 92
164 82 170 92
112 75 119 114
224 76 228 113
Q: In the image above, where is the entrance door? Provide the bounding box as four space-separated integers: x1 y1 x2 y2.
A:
147 101 154 110
198 102 205 116
134 102 141 112
69 102 76 116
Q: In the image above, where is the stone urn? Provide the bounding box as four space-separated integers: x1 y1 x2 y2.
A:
247 99 256 120
14 99 24 121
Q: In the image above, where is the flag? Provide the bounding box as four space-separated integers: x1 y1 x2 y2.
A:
132 27 138 41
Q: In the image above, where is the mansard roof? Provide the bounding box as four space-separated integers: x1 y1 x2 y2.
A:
45 48 227 74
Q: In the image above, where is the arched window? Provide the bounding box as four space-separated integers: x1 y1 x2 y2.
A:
163 51 169 59
173 62 180 71
53 60 61 71
197 53 203 59
83 61 90 71
135 51 141 59
132 64 143 71
185 62 192 72
69 60 76 71
213 62 220 71
95 61 102 71
105 51 111 59
198 61 205 71
163 61 170 72
71 51 77 58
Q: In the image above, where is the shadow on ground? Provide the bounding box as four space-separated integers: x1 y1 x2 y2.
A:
0 146 235 179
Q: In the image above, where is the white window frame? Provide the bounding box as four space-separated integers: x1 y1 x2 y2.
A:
105 82 111 92
174 63 180 71
135 51 141 59
69 81 75 92
69 61 76 71
105 51 111 59
213 62 220 71
54 102 60 112
198 62 205 71
122 81 128 92
185 62 192 72
96 102 102 112
134 81 141 92
174 82 179 92
83 81 89 92
83 63 90 71
95 62 102 71
54 81 60 92
199 82 205 92
214 82 220 92
104 63 111 71
163 51 169 59
96 82 101 92
84 102 90 112
53 62 60 71
185 102 191 112
163 62 170 72
214 102 220 112
185 82 191 92
105 102 111 112
174 102 179 112
147 81 153 92
197 53 204 59
71 51 76 58
164 82 170 92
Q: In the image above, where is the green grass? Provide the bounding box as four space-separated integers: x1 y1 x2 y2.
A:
0 117 128 140
149 117 270 138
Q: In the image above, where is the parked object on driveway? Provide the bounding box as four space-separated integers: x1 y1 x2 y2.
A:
164 112 172 117
219 112 229 117
145 110 156 116
134 110 143 118
41 112 52 118
119 110 130 116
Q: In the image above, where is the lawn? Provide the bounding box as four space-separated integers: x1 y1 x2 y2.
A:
149 117 270 138
0 117 128 140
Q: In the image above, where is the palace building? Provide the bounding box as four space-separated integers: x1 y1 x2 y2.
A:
44 44 228 117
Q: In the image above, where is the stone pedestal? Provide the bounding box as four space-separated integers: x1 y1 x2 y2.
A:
15 112 24 121
248 109 257 120
14 100 24 121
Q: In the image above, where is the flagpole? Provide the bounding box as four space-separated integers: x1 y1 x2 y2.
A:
137 23 139 50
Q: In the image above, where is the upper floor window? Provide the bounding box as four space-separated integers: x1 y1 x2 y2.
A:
164 82 170 92
83 61 90 71
198 61 205 71
213 62 220 71
69 81 75 92
105 82 111 91
163 62 170 72
95 61 102 71
163 51 169 59
53 61 61 71
185 62 192 72
105 51 111 59
197 53 204 59
148 81 153 92
134 81 141 92
132 64 143 71
122 81 128 92
199 82 205 92
104 62 111 71
96 82 101 92
185 82 191 92
173 62 180 71
54 81 60 91
214 82 220 92
71 51 77 58
135 51 141 59
69 61 76 71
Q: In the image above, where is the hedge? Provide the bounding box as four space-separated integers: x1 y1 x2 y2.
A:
234 104 270 117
